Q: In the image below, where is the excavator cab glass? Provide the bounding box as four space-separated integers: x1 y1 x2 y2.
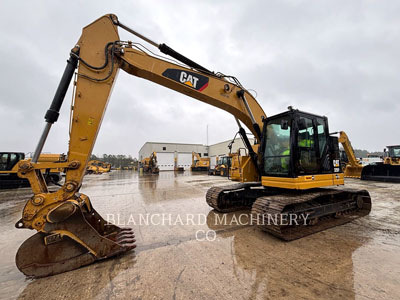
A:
261 110 334 178
0 152 24 171
263 116 291 175
388 146 400 158
219 156 231 167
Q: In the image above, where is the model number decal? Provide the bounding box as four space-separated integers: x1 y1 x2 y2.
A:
162 69 209 91
333 159 340 167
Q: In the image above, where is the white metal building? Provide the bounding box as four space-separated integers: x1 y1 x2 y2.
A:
139 138 255 171
139 142 208 171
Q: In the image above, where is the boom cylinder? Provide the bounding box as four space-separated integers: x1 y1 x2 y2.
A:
32 50 79 162
44 50 79 124
237 90 262 140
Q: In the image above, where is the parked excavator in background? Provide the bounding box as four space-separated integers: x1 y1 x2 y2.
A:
14 14 371 278
337 131 363 178
0 152 65 188
86 160 111 174
141 152 159 174
361 145 400 182
338 132 399 182
191 151 210 171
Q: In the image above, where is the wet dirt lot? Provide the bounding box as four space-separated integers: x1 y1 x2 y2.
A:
0 171 399 300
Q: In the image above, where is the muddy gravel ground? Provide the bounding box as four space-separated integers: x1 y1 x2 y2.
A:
0 171 399 299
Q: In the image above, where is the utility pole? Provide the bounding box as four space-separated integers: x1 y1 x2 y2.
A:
206 124 209 146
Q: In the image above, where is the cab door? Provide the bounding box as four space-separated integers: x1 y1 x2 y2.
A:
295 116 319 175
295 115 330 175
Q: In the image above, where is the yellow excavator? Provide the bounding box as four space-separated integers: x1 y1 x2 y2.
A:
86 160 111 174
338 132 400 182
141 152 159 174
337 131 363 178
191 151 210 171
15 14 371 278
0 152 65 188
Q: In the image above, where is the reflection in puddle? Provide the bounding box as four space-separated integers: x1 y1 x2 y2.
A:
207 210 367 299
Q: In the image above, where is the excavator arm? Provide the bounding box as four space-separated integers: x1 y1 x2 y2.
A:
15 14 266 277
338 131 363 178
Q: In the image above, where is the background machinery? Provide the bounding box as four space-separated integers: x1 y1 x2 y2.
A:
86 160 111 174
14 14 371 278
361 145 400 182
141 152 159 174
0 152 65 188
191 151 210 171
209 155 231 176
338 131 363 178
338 132 399 182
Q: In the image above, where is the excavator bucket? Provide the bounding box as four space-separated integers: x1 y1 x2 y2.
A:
15 201 135 278
361 164 400 183
343 165 363 178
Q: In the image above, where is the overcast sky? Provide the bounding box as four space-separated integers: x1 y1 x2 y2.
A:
0 0 399 158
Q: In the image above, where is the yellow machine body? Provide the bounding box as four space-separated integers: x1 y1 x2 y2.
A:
14 14 371 278
229 146 259 182
86 160 111 174
338 131 363 178
191 152 210 171
141 152 159 174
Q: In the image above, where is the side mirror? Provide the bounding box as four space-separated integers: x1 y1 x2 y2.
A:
280 119 289 130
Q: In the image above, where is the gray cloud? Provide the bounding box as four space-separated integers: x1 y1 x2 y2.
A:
0 0 399 157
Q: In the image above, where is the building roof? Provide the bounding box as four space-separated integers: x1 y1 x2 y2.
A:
139 141 206 154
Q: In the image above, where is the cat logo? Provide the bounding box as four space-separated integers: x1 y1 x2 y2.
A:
162 68 209 91
180 72 199 88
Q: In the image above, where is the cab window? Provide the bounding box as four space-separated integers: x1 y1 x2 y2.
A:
263 118 291 175
297 117 318 174
316 118 327 156
0 154 8 171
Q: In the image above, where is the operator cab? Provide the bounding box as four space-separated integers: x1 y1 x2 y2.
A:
0 152 25 171
218 156 231 167
0 152 27 188
387 145 400 158
260 109 342 188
